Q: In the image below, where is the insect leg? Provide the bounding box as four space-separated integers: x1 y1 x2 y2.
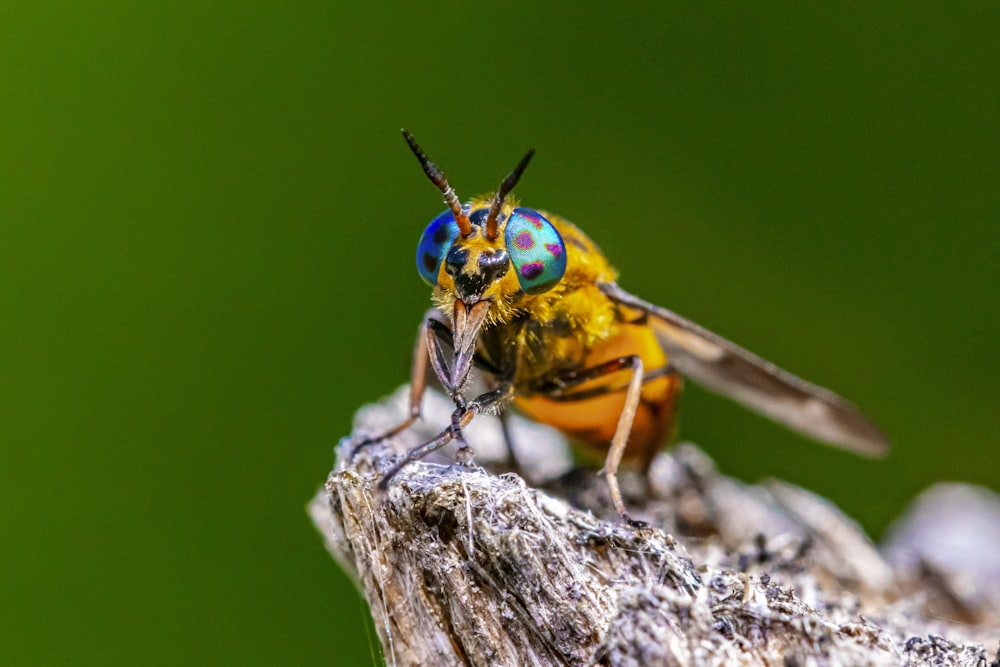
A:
537 363 675 402
533 356 649 525
425 319 454 397
498 410 522 474
379 384 514 489
426 318 505 377
602 355 646 526
351 313 438 456
353 312 507 460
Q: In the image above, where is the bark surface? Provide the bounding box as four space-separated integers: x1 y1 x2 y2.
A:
310 388 1000 666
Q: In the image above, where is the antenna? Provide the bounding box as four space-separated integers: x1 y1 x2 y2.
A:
402 130 472 236
484 149 535 240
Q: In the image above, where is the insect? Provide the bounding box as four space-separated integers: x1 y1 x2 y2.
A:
356 130 888 525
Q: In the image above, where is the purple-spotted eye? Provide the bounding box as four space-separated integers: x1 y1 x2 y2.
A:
416 210 461 285
504 208 566 294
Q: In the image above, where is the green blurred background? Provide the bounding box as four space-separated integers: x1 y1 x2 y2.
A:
1 2 997 664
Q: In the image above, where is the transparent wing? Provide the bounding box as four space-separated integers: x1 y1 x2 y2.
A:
599 282 889 456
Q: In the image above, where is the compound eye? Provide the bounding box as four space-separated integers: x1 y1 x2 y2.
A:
504 208 567 294
416 210 461 285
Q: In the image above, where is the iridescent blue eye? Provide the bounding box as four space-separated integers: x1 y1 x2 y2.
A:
416 210 461 285
504 208 566 294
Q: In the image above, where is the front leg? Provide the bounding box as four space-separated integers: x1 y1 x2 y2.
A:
351 312 441 456
379 384 514 490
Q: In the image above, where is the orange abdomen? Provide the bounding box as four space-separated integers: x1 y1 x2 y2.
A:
514 323 681 469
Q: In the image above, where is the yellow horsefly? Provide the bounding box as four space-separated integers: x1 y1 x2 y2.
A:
355 130 888 525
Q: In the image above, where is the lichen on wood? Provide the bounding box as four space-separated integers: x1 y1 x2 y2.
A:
310 388 1000 666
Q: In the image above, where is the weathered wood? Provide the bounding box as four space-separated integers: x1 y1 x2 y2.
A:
310 388 999 666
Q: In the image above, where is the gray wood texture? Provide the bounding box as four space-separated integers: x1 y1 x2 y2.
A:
310 389 999 666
